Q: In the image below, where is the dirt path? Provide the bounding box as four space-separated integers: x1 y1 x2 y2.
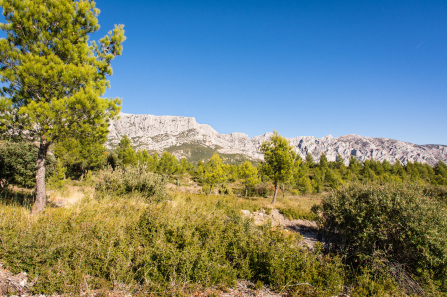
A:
242 208 319 249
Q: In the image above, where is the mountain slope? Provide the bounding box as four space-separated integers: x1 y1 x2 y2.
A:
107 113 447 165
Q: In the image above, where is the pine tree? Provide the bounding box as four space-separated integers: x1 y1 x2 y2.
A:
204 152 226 195
116 135 137 167
305 153 315 168
238 161 259 197
319 153 328 168
53 137 106 178
0 0 125 213
158 151 178 176
260 131 296 203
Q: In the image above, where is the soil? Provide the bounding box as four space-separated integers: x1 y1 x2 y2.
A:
242 208 319 249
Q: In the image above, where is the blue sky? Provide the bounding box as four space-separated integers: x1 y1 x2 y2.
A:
94 0 446 145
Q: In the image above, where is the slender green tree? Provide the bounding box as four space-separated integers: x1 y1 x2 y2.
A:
178 158 193 174
158 151 178 176
319 153 328 168
305 153 315 168
260 131 296 203
204 152 226 195
116 135 137 167
0 0 125 213
238 161 260 197
148 152 159 172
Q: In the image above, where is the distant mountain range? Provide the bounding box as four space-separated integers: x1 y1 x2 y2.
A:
107 113 447 165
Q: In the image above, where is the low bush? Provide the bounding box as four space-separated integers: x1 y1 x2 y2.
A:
318 183 447 294
95 165 167 202
0 193 346 296
0 141 38 188
0 141 56 189
423 184 447 206
279 206 317 221
134 198 345 294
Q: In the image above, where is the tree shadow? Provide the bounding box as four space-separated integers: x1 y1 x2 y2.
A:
0 186 35 208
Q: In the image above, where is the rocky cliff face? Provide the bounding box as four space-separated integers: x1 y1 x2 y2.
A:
107 113 447 165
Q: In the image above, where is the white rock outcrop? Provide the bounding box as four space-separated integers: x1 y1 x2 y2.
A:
107 113 447 165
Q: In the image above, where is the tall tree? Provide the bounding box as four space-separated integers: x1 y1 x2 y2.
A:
305 153 315 168
260 131 296 203
238 161 259 197
116 135 137 167
319 153 328 168
53 137 106 178
158 151 178 176
0 0 125 213
204 152 226 195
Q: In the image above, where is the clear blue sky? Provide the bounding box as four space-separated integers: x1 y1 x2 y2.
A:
94 0 446 145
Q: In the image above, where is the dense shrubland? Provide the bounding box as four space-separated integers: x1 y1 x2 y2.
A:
95 165 167 202
317 183 447 295
1 194 345 296
0 141 55 189
1 134 447 295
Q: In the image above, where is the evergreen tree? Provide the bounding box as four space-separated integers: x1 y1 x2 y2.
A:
0 141 38 188
260 131 296 203
158 151 178 176
348 155 362 179
178 158 193 175
204 152 226 195
148 152 159 172
53 137 106 178
335 154 347 179
136 150 151 166
325 168 343 189
238 161 259 197
297 176 313 194
319 153 328 168
116 135 137 167
312 167 325 193
305 153 315 168
0 0 125 213
433 161 447 185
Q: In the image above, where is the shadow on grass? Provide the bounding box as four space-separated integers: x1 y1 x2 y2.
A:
0 186 35 208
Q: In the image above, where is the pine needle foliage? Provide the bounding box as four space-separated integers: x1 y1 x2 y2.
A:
0 0 125 213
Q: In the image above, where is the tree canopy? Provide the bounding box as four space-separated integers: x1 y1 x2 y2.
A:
0 0 125 213
260 131 296 203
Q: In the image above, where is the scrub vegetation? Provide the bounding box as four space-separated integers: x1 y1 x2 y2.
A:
1 137 447 295
1 1 446 295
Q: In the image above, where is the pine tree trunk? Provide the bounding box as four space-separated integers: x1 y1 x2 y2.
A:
272 182 278 204
32 139 49 214
282 184 285 198
209 185 213 195
245 186 248 197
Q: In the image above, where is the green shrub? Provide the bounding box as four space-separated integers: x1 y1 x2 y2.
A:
133 197 345 295
0 198 146 294
218 183 233 195
319 183 447 293
0 141 38 188
202 184 211 195
0 193 346 296
0 141 56 189
423 184 447 206
279 206 317 221
95 165 167 202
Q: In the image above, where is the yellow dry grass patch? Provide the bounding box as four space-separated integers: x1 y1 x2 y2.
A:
47 185 94 207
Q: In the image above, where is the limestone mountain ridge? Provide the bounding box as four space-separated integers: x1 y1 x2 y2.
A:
107 113 447 165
